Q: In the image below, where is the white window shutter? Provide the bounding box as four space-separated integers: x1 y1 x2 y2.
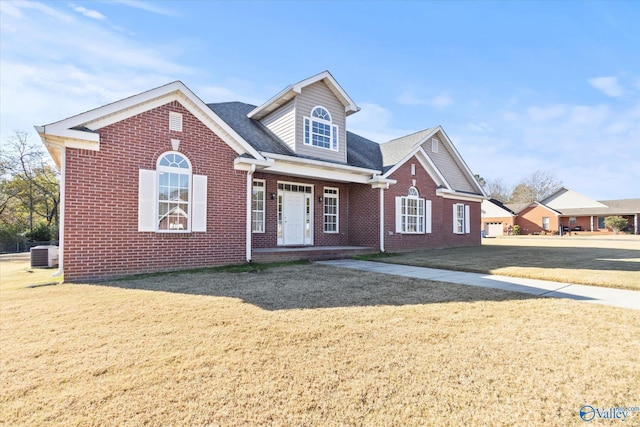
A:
465 204 471 234
395 197 403 233
192 174 207 232
426 200 432 233
453 204 457 234
138 169 156 232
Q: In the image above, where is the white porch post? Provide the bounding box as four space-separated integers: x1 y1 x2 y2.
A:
635 214 638 235
246 165 255 262
379 187 385 252
590 215 594 232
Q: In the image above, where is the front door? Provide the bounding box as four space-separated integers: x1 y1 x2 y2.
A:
283 191 305 245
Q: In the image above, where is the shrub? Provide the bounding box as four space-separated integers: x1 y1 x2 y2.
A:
512 225 521 235
604 216 628 235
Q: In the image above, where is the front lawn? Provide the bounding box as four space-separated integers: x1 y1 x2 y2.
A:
367 236 640 290
2 260 639 426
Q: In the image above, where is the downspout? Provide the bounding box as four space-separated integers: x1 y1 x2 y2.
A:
53 145 65 278
379 187 385 252
246 164 256 262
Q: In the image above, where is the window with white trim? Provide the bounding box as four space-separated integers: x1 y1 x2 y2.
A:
396 187 431 234
542 216 549 231
157 153 191 231
138 151 207 233
304 106 338 151
453 203 471 234
323 187 338 233
252 179 265 233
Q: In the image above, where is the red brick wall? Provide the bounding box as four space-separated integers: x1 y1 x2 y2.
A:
516 205 559 234
347 184 380 248
63 101 246 281
250 173 351 248
383 157 481 251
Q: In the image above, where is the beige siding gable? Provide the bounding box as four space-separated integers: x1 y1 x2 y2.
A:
294 81 347 163
261 100 295 151
423 134 475 193
481 200 513 218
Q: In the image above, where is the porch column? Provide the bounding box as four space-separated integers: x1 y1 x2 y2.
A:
379 187 385 252
246 165 255 262
590 215 594 232
635 214 638 235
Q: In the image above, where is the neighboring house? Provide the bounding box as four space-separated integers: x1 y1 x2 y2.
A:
481 199 516 236
482 188 639 236
36 71 486 282
539 188 639 234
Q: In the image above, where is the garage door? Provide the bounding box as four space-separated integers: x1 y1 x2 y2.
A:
485 222 503 237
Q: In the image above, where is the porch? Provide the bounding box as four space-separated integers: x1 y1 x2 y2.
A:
252 246 377 263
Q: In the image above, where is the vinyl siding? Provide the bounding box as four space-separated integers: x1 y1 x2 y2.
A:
261 100 295 151
295 81 347 163
423 135 475 193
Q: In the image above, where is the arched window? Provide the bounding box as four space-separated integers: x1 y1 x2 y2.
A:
396 187 431 234
304 106 338 151
157 152 192 231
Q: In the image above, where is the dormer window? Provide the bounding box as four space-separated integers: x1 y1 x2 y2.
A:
304 106 338 151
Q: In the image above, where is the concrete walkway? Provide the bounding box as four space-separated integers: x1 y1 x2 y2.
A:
317 259 640 311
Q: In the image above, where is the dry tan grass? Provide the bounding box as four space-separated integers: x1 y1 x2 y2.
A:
2 260 639 426
372 235 640 290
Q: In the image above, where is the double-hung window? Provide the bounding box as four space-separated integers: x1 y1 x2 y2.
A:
323 187 338 233
453 203 471 234
157 153 191 231
304 106 338 151
396 187 431 234
138 151 207 233
252 179 265 233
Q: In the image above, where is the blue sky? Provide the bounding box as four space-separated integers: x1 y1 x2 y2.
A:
1 0 639 199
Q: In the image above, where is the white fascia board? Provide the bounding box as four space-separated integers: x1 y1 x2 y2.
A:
39 81 265 161
432 126 488 197
368 176 397 189
248 71 360 120
44 81 186 132
438 191 486 202
261 152 381 183
234 156 275 171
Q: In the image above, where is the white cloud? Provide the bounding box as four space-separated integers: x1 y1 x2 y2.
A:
111 0 179 17
69 4 105 20
347 103 412 143
588 76 624 97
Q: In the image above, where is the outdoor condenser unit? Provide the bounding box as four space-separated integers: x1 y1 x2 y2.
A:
30 245 59 268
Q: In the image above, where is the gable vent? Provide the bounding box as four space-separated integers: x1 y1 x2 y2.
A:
431 138 439 153
169 112 183 132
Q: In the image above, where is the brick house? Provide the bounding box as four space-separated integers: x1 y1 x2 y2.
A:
481 188 639 236
36 71 486 281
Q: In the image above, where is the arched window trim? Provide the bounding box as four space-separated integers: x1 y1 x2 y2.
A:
303 105 339 152
156 151 193 233
408 186 419 198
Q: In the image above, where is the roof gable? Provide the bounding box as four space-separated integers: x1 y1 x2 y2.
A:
380 126 485 197
36 81 264 168
247 71 360 120
541 187 607 209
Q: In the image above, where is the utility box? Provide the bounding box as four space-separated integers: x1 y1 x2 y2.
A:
30 245 59 268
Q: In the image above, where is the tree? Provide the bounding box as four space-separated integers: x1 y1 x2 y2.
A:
473 174 486 188
604 216 628 234
509 170 562 204
0 131 60 244
485 178 513 203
